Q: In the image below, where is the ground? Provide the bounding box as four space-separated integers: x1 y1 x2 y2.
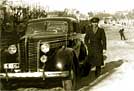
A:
2 24 134 91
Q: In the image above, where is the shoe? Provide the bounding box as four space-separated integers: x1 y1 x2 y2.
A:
95 70 101 78
95 72 99 78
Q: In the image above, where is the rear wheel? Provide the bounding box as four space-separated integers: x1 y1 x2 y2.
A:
62 68 77 91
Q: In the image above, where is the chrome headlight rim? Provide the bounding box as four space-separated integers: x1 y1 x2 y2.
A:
40 43 50 53
40 55 47 63
8 44 17 54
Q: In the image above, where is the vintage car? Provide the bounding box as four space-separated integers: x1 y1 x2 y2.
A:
0 17 87 90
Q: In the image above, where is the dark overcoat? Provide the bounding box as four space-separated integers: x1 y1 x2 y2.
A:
84 25 106 66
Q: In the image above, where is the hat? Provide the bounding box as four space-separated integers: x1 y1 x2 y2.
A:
90 17 100 23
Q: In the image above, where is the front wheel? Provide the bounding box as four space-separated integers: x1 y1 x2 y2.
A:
62 69 77 91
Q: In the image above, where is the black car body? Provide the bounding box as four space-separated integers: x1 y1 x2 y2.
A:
0 17 87 90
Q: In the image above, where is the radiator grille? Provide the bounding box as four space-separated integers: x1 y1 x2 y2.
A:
19 40 25 71
19 39 37 71
28 40 37 71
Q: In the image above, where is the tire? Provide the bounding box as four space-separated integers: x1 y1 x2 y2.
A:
0 80 8 90
0 81 4 90
62 68 77 91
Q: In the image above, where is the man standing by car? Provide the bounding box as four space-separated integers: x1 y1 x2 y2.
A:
84 17 107 77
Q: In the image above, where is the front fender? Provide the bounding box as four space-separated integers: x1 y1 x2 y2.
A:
72 39 87 62
55 47 80 73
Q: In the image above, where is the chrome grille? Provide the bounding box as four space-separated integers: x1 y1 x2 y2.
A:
19 39 37 72
19 40 26 71
28 40 37 71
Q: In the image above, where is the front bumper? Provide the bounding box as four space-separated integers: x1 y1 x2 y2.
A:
0 71 69 79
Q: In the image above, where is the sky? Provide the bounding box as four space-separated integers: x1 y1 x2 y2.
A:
33 0 134 14
8 0 134 14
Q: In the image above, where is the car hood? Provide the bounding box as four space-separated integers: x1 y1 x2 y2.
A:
20 32 68 40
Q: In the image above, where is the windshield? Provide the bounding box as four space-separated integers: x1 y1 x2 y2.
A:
26 20 68 34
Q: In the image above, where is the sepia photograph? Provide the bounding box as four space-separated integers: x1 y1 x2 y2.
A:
0 0 134 91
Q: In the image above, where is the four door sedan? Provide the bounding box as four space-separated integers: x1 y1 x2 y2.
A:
0 17 87 90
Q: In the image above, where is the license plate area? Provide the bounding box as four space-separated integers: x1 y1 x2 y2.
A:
4 63 20 69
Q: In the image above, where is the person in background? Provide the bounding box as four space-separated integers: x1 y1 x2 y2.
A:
119 28 126 40
84 17 107 77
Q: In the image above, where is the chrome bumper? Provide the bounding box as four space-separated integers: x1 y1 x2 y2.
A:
0 71 69 79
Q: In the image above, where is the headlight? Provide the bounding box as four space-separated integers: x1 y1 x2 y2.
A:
40 55 47 63
41 43 50 53
8 45 17 54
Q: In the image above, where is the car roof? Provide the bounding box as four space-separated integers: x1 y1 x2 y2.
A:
28 17 78 23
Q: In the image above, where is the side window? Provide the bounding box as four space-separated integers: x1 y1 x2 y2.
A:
70 22 74 33
73 22 80 33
